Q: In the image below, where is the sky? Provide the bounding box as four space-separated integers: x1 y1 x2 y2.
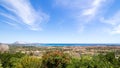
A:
0 0 120 43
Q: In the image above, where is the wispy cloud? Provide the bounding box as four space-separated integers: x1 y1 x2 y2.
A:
0 0 49 30
81 0 106 21
5 21 19 28
54 0 107 32
0 12 20 24
101 11 120 34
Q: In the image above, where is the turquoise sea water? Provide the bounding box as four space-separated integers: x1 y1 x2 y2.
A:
12 43 120 46
28 44 120 46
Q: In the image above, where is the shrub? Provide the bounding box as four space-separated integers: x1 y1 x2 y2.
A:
0 52 25 68
0 61 3 68
15 56 41 68
67 58 81 68
41 50 70 68
67 54 114 68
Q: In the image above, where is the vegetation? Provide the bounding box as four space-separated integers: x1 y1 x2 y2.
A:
0 51 120 68
67 52 120 68
0 61 3 68
0 52 25 68
15 56 41 68
41 50 70 68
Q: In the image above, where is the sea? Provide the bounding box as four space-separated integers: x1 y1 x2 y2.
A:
19 43 120 46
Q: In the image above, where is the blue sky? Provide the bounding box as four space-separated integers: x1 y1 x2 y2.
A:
0 0 120 43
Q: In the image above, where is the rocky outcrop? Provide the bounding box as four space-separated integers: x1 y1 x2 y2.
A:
0 43 9 53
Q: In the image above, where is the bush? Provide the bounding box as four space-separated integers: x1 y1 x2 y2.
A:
0 52 25 68
67 54 114 68
41 50 70 68
67 58 81 68
0 51 120 68
15 56 41 68
0 61 3 68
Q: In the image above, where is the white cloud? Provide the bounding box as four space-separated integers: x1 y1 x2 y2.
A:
5 21 19 28
101 11 120 34
0 12 20 23
54 0 107 31
82 0 106 20
0 0 49 30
